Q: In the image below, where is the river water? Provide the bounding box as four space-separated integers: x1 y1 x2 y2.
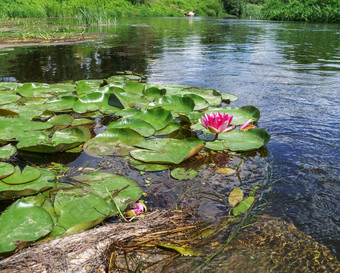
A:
0 17 339 261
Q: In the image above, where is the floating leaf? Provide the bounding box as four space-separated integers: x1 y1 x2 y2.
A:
44 96 77 111
144 87 166 99
131 138 205 164
155 122 181 135
107 117 156 137
17 127 90 153
171 168 198 180
0 93 21 105
135 108 173 131
232 196 255 216
84 128 145 157
0 163 15 179
0 169 55 200
183 94 209 111
228 187 244 207
0 199 53 254
47 114 73 129
49 191 111 237
207 106 260 125
129 158 169 172
2 166 41 185
221 92 238 103
209 129 270 152
156 95 195 113
0 144 16 159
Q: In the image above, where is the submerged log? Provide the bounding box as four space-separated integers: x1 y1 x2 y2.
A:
0 210 193 273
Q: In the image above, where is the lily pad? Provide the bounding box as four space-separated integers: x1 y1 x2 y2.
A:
47 114 74 129
232 196 255 216
130 158 169 172
0 93 21 105
134 108 173 131
206 129 270 152
207 106 261 125
144 87 166 99
183 94 210 111
171 168 198 180
84 128 145 157
131 138 205 164
156 95 195 113
0 199 53 254
0 163 15 179
0 144 16 159
107 117 156 137
0 168 55 200
155 122 181 135
75 173 143 213
44 96 77 111
50 191 111 237
2 166 41 185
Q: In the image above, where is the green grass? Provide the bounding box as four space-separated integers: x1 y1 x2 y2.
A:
0 0 227 20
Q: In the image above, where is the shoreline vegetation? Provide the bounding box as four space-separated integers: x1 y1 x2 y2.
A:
0 0 339 24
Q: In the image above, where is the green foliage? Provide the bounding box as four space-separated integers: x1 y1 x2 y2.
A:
0 0 226 19
221 0 247 16
261 0 340 23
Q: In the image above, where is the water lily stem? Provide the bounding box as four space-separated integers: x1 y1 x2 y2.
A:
214 133 219 140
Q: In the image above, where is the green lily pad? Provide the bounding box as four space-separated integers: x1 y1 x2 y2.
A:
174 87 222 106
156 95 195 113
131 138 205 164
123 81 145 94
0 199 53 254
71 118 96 130
0 93 21 105
0 144 16 159
155 122 181 135
129 158 169 172
50 191 111 237
73 172 143 213
221 92 238 103
0 168 55 200
17 127 90 153
135 108 173 131
207 106 261 125
171 168 198 180
47 114 74 129
144 87 166 99
44 96 77 111
107 117 156 137
0 163 15 179
228 187 244 207
206 129 270 152
115 108 142 118
232 196 255 216
2 166 41 185
183 94 209 111
84 128 145 157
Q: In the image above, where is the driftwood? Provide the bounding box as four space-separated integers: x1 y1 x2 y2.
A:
0 210 194 273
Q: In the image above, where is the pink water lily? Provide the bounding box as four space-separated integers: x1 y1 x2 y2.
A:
125 202 147 218
199 112 234 134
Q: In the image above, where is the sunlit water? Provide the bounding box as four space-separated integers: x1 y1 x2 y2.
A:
0 17 339 259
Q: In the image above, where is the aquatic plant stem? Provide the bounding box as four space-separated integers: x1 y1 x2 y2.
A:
191 197 258 273
106 187 127 222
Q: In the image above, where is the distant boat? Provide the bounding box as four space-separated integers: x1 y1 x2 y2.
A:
187 12 195 17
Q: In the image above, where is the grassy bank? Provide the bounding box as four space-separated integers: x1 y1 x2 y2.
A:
0 0 226 20
261 0 340 23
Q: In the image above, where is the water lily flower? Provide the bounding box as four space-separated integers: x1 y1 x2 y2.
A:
199 112 234 136
125 202 147 218
240 119 256 131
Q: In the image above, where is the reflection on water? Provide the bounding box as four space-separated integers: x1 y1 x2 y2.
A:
1 17 339 260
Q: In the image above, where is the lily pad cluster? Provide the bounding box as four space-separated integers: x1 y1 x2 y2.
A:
0 74 270 256
0 171 143 255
